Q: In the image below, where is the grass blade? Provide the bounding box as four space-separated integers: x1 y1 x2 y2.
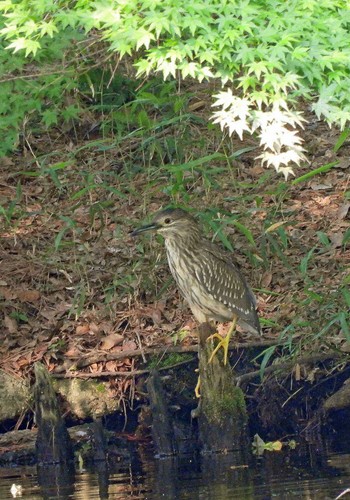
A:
291 162 338 185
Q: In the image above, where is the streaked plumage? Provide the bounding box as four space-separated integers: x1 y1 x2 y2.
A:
131 208 260 335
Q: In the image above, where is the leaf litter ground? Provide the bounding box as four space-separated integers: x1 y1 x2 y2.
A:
0 99 349 415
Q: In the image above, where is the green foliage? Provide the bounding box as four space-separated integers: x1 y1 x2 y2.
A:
0 32 83 155
291 161 339 185
54 215 77 250
10 310 28 322
1 0 350 173
2 0 348 95
48 338 67 351
334 128 350 152
0 181 22 226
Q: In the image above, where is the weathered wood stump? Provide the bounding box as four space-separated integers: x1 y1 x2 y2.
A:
146 370 178 456
91 417 108 461
195 323 249 453
34 362 73 464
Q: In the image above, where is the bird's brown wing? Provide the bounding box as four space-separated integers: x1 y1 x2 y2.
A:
197 241 261 334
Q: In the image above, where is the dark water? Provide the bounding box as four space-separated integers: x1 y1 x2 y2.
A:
1 441 350 499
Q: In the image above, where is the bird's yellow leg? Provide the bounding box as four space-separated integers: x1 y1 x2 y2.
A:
207 315 238 365
195 373 201 398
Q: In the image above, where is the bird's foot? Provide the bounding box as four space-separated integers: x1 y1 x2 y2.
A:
207 332 230 365
207 316 237 365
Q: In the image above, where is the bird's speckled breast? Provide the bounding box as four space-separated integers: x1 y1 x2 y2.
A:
164 238 233 323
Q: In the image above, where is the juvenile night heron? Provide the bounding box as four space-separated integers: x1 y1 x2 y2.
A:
131 208 261 364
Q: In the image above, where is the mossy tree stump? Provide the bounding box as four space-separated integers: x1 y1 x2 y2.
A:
195 323 249 453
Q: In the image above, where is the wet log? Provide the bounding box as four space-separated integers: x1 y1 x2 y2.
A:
0 424 131 466
33 362 73 465
195 323 249 453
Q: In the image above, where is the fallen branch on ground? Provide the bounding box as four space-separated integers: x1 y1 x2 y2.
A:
234 352 343 386
59 340 276 371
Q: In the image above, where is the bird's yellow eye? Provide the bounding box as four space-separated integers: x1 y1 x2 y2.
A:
164 217 172 224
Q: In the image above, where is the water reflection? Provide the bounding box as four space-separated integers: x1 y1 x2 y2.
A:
1 440 350 499
37 462 75 499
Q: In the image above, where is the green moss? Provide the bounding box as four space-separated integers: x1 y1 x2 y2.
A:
218 388 246 414
95 383 106 393
147 353 192 369
205 386 247 424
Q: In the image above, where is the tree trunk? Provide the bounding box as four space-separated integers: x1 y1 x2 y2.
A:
195 323 249 453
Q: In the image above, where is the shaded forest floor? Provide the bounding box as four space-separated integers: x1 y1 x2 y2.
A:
0 80 349 430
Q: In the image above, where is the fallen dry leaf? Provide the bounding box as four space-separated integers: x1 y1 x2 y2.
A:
89 322 101 334
65 346 82 357
17 289 40 302
310 183 332 191
265 221 287 233
122 340 137 351
0 287 17 300
105 360 117 371
330 232 344 248
261 271 273 288
4 315 17 334
338 203 350 220
76 324 90 335
100 333 124 350
40 308 58 321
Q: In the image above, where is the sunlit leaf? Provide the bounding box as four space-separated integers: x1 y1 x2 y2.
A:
265 221 287 234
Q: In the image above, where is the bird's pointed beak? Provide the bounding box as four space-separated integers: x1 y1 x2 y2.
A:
130 222 159 237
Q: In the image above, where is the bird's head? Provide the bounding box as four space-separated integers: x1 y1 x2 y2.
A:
131 208 200 240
